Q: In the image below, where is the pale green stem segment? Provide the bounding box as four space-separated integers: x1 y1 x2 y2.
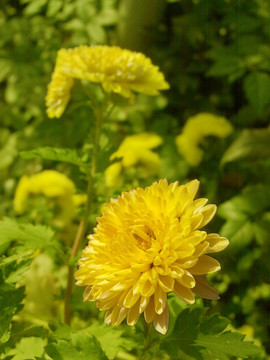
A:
139 321 153 360
64 94 110 325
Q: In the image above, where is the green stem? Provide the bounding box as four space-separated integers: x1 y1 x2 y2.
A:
64 99 105 325
139 322 153 359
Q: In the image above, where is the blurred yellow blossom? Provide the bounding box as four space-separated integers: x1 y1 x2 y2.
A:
75 179 229 334
105 162 123 188
175 113 233 166
46 45 169 118
105 133 163 188
14 170 85 226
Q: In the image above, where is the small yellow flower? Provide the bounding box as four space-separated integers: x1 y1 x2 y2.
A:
14 170 85 226
105 162 123 188
75 179 228 334
46 45 169 118
175 113 233 166
105 132 163 188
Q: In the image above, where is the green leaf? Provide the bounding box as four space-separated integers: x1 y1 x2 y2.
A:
46 336 107 360
161 306 262 360
220 219 254 251
218 185 270 251
77 323 134 359
0 132 17 171
161 306 207 359
207 56 244 78
221 128 270 165
20 147 87 169
0 218 57 254
7 337 47 360
0 280 25 344
1 251 34 283
218 185 270 219
195 331 262 360
244 72 270 116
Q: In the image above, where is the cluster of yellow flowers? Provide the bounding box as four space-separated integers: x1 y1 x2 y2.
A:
176 113 233 166
14 170 86 226
46 45 169 118
43 45 229 336
75 179 228 334
105 132 163 188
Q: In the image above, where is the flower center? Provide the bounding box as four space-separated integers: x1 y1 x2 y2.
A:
131 225 155 251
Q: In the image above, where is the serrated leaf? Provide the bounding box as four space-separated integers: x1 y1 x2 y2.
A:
0 218 56 254
221 128 270 165
244 72 270 116
161 307 208 359
45 336 107 360
79 323 134 359
0 281 25 344
7 337 47 360
20 147 87 169
199 314 230 335
195 331 262 360
161 306 262 360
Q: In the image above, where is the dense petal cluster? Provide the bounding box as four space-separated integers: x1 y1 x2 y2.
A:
75 179 228 334
175 113 233 166
46 45 169 118
105 132 163 188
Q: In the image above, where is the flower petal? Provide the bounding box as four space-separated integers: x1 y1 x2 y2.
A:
205 233 229 253
153 303 169 335
189 255 221 275
154 286 167 315
158 275 175 292
127 299 141 326
144 296 155 323
174 281 195 304
199 205 217 228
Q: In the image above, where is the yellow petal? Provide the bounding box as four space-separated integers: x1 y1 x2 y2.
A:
111 305 128 326
127 299 141 326
177 271 195 289
189 255 221 275
205 233 229 253
123 288 140 308
174 281 195 304
153 303 169 335
139 296 150 313
199 204 217 228
144 296 155 323
158 275 175 292
154 286 167 315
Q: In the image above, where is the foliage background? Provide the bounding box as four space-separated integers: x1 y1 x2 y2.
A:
1 0 270 359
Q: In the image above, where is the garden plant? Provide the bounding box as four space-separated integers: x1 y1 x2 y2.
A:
1 0 270 359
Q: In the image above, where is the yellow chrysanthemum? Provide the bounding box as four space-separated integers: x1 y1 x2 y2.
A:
175 113 233 166
46 45 169 118
75 179 229 334
14 170 85 226
105 132 163 188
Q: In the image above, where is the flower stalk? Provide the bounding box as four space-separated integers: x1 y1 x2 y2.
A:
64 98 106 324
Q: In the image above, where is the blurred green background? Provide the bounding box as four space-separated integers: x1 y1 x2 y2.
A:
1 0 270 358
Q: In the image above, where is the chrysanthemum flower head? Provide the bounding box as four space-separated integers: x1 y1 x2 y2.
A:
14 170 85 226
175 113 233 166
46 45 169 118
105 132 163 188
75 179 229 334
